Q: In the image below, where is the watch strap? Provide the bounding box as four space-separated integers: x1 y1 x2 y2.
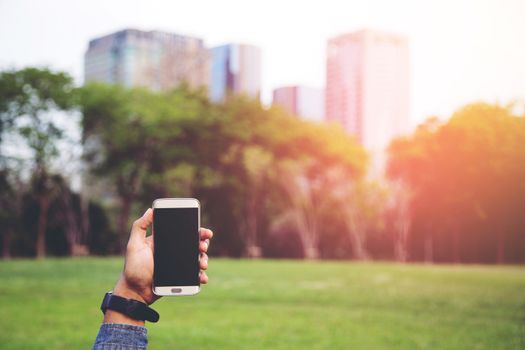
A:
101 292 159 323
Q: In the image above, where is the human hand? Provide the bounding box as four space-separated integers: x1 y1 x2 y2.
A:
106 208 213 325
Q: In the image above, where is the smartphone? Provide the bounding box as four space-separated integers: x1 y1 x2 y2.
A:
152 198 200 296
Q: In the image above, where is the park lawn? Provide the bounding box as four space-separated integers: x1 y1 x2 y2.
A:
0 258 524 350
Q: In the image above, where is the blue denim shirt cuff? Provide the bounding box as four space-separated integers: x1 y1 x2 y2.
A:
92 323 148 350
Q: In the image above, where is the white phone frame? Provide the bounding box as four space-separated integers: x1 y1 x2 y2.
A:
152 198 201 296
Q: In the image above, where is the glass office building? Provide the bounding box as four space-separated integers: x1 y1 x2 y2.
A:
84 29 209 91
325 29 410 173
209 44 261 102
326 29 410 153
273 86 324 122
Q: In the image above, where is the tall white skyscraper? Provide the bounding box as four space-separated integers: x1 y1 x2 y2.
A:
209 44 261 102
326 29 410 161
84 29 209 91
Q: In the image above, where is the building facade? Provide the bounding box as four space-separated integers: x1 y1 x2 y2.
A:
84 29 209 90
273 86 324 122
326 29 410 156
209 44 261 102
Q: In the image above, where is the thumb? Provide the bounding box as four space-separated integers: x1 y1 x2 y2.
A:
130 208 153 244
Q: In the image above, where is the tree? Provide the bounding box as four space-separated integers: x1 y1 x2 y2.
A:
442 104 525 263
388 103 525 263
81 83 158 243
267 118 367 259
80 83 212 247
0 168 20 259
386 180 412 262
80 82 370 260
388 117 443 262
239 146 273 257
325 166 387 260
184 95 367 259
273 158 323 259
0 68 76 258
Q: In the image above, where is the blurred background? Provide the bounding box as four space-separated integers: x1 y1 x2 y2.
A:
0 1 524 349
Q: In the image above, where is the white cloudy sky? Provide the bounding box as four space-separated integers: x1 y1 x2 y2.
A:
1 0 524 127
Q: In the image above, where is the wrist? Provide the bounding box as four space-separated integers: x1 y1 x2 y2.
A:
113 277 147 304
104 309 145 327
103 278 147 327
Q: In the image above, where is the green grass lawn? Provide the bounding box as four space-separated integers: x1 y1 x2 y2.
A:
0 258 524 350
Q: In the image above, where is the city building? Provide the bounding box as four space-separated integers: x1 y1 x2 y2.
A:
272 86 324 122
84 29 209 90
325 29 410 160
209 44 261 102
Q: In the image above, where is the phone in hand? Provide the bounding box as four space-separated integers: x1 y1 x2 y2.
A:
152 198 200 296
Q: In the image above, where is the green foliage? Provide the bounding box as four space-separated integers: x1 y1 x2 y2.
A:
7 67 525 262
0 68 75 142
0 258 524 349
79 83 368 257
0 68 78 257
0 68 76 165
388 103 525 262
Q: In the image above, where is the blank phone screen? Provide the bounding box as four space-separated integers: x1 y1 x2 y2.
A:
153 208 199 287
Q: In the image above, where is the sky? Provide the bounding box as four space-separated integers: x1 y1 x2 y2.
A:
1 0 524 127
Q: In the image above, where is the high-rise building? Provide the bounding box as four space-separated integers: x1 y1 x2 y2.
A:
326 29 410 155
209 44 261 102
273 86 324 122
84 29 209 90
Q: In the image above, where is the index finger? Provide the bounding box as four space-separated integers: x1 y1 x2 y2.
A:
129 208 153 244
199 228 213 240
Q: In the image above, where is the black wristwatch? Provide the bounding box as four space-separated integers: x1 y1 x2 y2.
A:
100 292 159 323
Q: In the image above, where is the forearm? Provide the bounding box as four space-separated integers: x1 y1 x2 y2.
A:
104 278 148 327
103 309 145 327
92 280 148 349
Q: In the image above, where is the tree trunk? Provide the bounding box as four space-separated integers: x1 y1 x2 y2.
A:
61 190 77 255
394 219 410 262
65 196 86 256
304 247 319 260
303 236 320 260
452 226 460 264
80 195 90 248
392 181 411 263
394 238 408 263
243 196 261 258
424 233 433 264
2 228 12 260
345 214 368 260
298 220 319 260
348 231 368 260
292 208 320 260
496 229 505 264
36 195 50 258
296 227 319 260
119 197 132 251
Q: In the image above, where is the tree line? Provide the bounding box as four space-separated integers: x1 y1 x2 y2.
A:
388 105 525 263
1 67 524 263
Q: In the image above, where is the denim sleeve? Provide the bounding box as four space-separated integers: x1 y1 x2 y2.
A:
92 323 148 350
